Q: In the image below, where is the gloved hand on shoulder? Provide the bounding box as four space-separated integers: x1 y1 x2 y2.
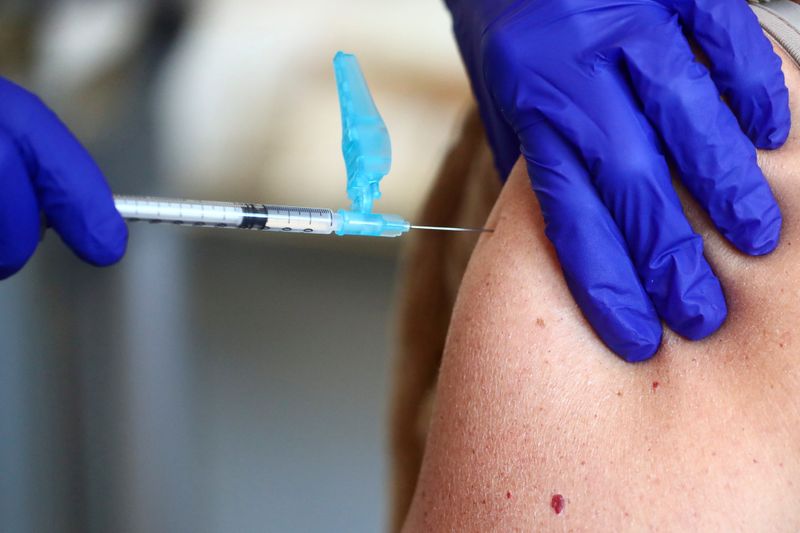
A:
446 0 791 361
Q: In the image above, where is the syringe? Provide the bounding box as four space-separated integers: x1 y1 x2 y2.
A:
113 54 494 240
113 195 491 238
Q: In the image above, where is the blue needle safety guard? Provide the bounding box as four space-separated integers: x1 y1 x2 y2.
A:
332 51 410 237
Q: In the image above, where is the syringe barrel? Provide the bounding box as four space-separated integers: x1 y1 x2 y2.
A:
114 196 338 235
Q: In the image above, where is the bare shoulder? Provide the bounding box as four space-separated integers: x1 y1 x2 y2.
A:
403 45 800 533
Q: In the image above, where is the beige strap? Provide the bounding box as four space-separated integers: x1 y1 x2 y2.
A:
751 0 800 66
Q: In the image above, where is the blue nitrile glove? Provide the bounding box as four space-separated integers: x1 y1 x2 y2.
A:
446 0 791 361
0 78 127 279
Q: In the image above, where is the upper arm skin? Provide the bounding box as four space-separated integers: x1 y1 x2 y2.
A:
402 45 800 532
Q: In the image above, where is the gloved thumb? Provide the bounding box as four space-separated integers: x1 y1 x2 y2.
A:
0 78 127 266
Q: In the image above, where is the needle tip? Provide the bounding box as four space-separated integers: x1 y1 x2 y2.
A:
410 225 494 233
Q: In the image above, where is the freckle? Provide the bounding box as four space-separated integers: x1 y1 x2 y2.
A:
550 494 565 514
779 343 785 348
506 491 512 499
652 381 660 390
616 390 623 397
536 318 545 327
753 458 758 464
580 460 586 465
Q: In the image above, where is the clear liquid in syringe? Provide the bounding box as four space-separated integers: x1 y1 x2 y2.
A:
113 196 339 235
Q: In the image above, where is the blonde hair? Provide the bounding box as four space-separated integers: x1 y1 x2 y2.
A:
389 109 501 532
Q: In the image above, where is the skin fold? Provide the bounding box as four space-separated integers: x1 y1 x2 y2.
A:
401 44 800 532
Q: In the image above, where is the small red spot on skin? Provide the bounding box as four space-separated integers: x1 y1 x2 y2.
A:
551 494 565 514
652 381 660 390
506 491 512 499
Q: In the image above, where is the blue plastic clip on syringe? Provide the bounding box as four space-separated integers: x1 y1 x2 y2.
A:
114 52 491 238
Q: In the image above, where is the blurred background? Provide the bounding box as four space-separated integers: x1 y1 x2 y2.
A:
0 1 470 531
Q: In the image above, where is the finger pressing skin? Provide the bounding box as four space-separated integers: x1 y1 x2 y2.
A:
537 67 727 342
521 120 663 362
624 18 782 256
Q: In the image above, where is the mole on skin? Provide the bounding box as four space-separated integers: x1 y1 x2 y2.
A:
550 494 565 514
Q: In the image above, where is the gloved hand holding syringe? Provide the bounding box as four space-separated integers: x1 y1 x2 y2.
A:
114 52 490 238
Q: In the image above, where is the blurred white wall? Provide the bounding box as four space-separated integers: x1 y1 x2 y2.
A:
154 0 469 216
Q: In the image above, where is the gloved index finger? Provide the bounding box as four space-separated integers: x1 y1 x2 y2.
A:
0 78 127 266
520 120 663 362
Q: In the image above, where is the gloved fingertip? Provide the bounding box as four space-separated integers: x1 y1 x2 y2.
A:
620 344 660 363
78 214 128 267
719 34 791 151
93 219 128 267
0 265 23 281
615 327 662 363
644 235 727 341
605 311 663 363
664 273 728 341
675 300 727 341
0 250 35 280
750 112 791 150
0 130 40 280
729 202 782 256
0 229 38 280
